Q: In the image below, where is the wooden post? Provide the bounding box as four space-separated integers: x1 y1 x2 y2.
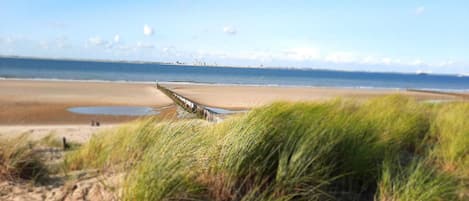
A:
63 137 70 150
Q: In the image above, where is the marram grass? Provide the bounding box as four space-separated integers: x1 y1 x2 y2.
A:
66 95 469 201
376 158 460 201
0 134 49 183
430 103 469 177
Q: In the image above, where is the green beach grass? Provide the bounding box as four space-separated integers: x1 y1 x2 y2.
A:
64 95 468 201
0 134 49 183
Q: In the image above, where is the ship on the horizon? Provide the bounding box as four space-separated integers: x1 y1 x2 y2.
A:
416 70 431 75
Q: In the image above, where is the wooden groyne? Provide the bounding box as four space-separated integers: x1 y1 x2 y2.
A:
156 84 223 122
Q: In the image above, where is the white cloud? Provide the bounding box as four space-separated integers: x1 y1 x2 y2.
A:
114 45 134 51
381 57 392 65
214 48 456 71
236 51 274 61
415 6 425 15
283 47 321 61
325 52 357 63
194 49 272 62
143 24 154 36
39 36 70 49
56 36 69 48
114 34 120 43
409 59 424 66
162 47 179 54
136 41 154 49
47 21 67 29
223 25 237 35
0 37 15 44
39 41 50 49
87 36 108 46
361 56 379 64
161 46 467 74
435 60 456 67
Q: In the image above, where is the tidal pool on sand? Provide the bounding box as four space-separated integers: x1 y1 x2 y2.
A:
205 106 248 114
68 106 159 116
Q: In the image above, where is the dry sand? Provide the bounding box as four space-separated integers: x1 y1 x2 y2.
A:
0 125 116 143
163 83 465 109
0 79 174 125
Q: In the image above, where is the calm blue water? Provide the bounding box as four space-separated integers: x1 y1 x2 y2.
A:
68 106 158 116
1 57 468 91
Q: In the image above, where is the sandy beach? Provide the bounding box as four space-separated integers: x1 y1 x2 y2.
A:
0 79 174 125
0 79 466 142
162 83 465 109
1 80 465 125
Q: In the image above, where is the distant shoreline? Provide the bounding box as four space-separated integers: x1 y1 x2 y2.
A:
1 55 468 77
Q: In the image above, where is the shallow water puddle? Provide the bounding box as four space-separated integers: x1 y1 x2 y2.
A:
205 106 248 114
67 106 159 116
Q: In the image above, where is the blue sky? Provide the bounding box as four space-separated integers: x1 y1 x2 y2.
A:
1 0 468 74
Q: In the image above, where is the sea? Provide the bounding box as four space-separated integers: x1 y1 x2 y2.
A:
1 57 468 92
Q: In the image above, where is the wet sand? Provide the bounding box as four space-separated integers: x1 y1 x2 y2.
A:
0 79 174 125
162 83 465 109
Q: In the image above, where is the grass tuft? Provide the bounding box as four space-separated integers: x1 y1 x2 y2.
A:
376 158 460 201
0 134 49 183
430 103 469 177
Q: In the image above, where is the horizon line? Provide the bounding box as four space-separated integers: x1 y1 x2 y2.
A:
0 54 467 77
